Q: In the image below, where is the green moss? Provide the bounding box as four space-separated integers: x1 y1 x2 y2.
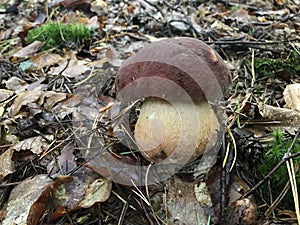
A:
231 5 239 11
254 51 300 78
258 129 300 208
25 22 92 51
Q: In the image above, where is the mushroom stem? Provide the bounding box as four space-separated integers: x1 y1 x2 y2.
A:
134 98 219 163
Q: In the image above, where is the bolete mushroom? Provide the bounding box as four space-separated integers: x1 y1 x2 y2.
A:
115 37 231 164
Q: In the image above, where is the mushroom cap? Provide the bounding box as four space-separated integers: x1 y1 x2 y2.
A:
115 37 231 103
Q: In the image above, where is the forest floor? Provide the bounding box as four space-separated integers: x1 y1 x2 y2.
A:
0 0 300 225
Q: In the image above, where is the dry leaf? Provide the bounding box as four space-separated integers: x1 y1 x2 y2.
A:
79 178 112 208
231 198 257 225
51 172 112 220
12 41 43 59
0 149 15 180
4 77 28 93
47 143 76 176
9 89 42 117
283 83 300 111
38 91 67 110
12 135 53 155
0 89 14 102
30 52 64 69
105 46 124 67
1 175 53 225
90 0 108 16
166 176 207 225
49 52 90 78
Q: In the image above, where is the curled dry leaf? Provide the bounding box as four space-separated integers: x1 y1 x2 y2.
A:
283 83 300 111
9 89 43 117
8 88 74 117
50 172 111 220
4 77 28 93
12 41 43 60
230 198 257 225
1 174 53 225
166 176 207 225
49 52 90 78
12 135 53 155
0 149 14 181
0 135 53 180
0 89 14 102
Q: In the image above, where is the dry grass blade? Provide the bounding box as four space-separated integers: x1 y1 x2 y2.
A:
286 158 300 224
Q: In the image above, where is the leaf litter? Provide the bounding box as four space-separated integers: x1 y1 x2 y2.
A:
0 0 300 224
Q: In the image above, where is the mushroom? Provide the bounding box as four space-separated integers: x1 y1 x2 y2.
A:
115 37 231 164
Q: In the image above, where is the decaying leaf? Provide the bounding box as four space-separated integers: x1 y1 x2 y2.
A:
49 51 91 78
1 174 53 225
0 148 15 181
0 89 14 102
166 176 208 225
4 77 28 93
283 83 300 111
79 178 112 208
9 89 43 117
258 83 300 133
47 143 77 176
12 41 43 60
8 88 75 117
230 198 257 225
50 172 111 220
12 135 53 155
0 119 18 145
2 171 111 224
105 46 124 67
29 52 64 69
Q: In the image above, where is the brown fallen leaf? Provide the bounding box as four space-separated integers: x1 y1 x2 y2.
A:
12 41 43 60
50 172 112 221
230 198 257 225
166 176 208 225
283 83 300 111
12 135 53 155
49 51 91 78
4 77 28 93
29 52 64 70
0 148 15 181
1 174 53 225
9 88 42 117
0 89 14 102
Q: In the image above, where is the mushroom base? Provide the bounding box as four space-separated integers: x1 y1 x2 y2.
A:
134 98 219 164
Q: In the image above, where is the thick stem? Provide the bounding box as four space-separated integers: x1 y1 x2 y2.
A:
134 98 219 163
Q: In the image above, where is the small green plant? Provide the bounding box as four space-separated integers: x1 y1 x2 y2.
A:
253 51 300 78
25 22 92 51
258 129 300 208
231 5 239 11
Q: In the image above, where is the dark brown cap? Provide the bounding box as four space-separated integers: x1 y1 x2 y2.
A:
115 37 231 103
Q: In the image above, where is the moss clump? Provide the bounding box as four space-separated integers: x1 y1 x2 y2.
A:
254 51 300 78
25 22 92 51
258 129 300 209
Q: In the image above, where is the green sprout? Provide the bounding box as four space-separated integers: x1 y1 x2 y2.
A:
258 129 300 208
25 22 92 51
231 5 239 11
